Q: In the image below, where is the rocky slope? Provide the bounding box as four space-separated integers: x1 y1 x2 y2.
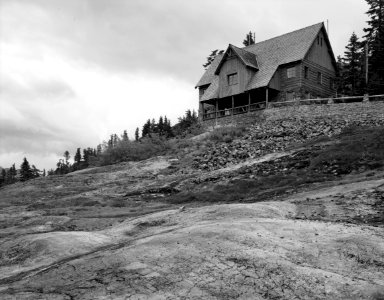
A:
0 119 384 299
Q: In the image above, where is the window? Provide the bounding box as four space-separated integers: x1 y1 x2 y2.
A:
321 38 323 47
317 72 322 84
304 66 309 79
287 67 296 78
317 36 320 45
227 73 238 85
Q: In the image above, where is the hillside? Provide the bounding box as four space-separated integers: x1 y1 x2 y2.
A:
0 103 384 299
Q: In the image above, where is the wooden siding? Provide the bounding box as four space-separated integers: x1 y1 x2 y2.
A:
218 56 254 98
278 62 302 92
198 84 209 100
305 29 336 73
301 59 336 97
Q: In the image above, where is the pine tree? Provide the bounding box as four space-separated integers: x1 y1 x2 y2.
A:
135 127 140 141
243 31 255 46
158 116 164 135
122 130 129 142
7 164 17 183
150 118 157 134
43 169 46 177
31 165 40 178
343 32 363 95
164 116 173 137
83 149 90 164
20 157 33 181
142 119 151 137
363 0 384 93
203 49 224 69
97 144 102 155
74 148 82 164
0 168 6 186
112 134 119 147
64 151 70 165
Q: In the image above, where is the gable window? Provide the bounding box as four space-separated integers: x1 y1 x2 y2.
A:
321 38 323 47
304 66 309 79
287 67 296 78
317 72 322 84
227 73 238 85
317 36 320 45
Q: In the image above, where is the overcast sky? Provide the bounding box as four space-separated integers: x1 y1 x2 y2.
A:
0 0 369 170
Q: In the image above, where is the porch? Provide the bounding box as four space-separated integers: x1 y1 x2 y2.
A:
201 87 277 120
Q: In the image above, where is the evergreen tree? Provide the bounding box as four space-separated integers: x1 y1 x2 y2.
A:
20 157 33 181
203 49 224 69
110 134 118 148
74 148 82 164
31 165 40 178
163 116 173 137
64 151 70 165
150 118 157 134
43 169 46 177
336 55 347 95
343 32 363 95
142 119 151 137
83 149 90 164
135 127 140 141
122 130 129 142
7 164 17 183
108 135 113 149
158 116 164 135
363 0 384 93
97 144 102 155
243 31 255 46
0 168 6 186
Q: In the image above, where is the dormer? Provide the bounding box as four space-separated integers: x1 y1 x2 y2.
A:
214 44 259 75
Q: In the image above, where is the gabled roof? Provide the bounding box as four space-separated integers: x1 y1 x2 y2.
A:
196 22 333 100
196 53 223 87
214 44 258 75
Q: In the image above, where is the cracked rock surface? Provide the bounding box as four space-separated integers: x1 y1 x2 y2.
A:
1 132 384 299
1 180 384 299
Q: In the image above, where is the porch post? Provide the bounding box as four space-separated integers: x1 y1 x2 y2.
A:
248 92 251 112
199 101 204 121
231 95 234 120
215 99 218 126
265 87 269 108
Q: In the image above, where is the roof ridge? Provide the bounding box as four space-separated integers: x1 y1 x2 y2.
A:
242 22 324 50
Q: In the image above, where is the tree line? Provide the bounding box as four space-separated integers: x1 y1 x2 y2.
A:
0 110 199 187
337 0 384 95
0 158 43 187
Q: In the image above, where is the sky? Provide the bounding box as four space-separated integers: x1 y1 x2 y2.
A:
0 0 369 170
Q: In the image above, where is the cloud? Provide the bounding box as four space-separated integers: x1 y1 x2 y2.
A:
0 0 370 170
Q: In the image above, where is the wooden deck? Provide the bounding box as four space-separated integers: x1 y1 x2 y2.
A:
202 94 384 121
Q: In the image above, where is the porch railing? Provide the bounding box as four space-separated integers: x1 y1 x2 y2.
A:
202 94 384 120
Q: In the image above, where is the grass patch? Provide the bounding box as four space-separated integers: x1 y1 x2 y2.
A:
309 126 384 174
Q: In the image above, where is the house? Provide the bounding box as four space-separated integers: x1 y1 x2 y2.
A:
196 22 338 120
